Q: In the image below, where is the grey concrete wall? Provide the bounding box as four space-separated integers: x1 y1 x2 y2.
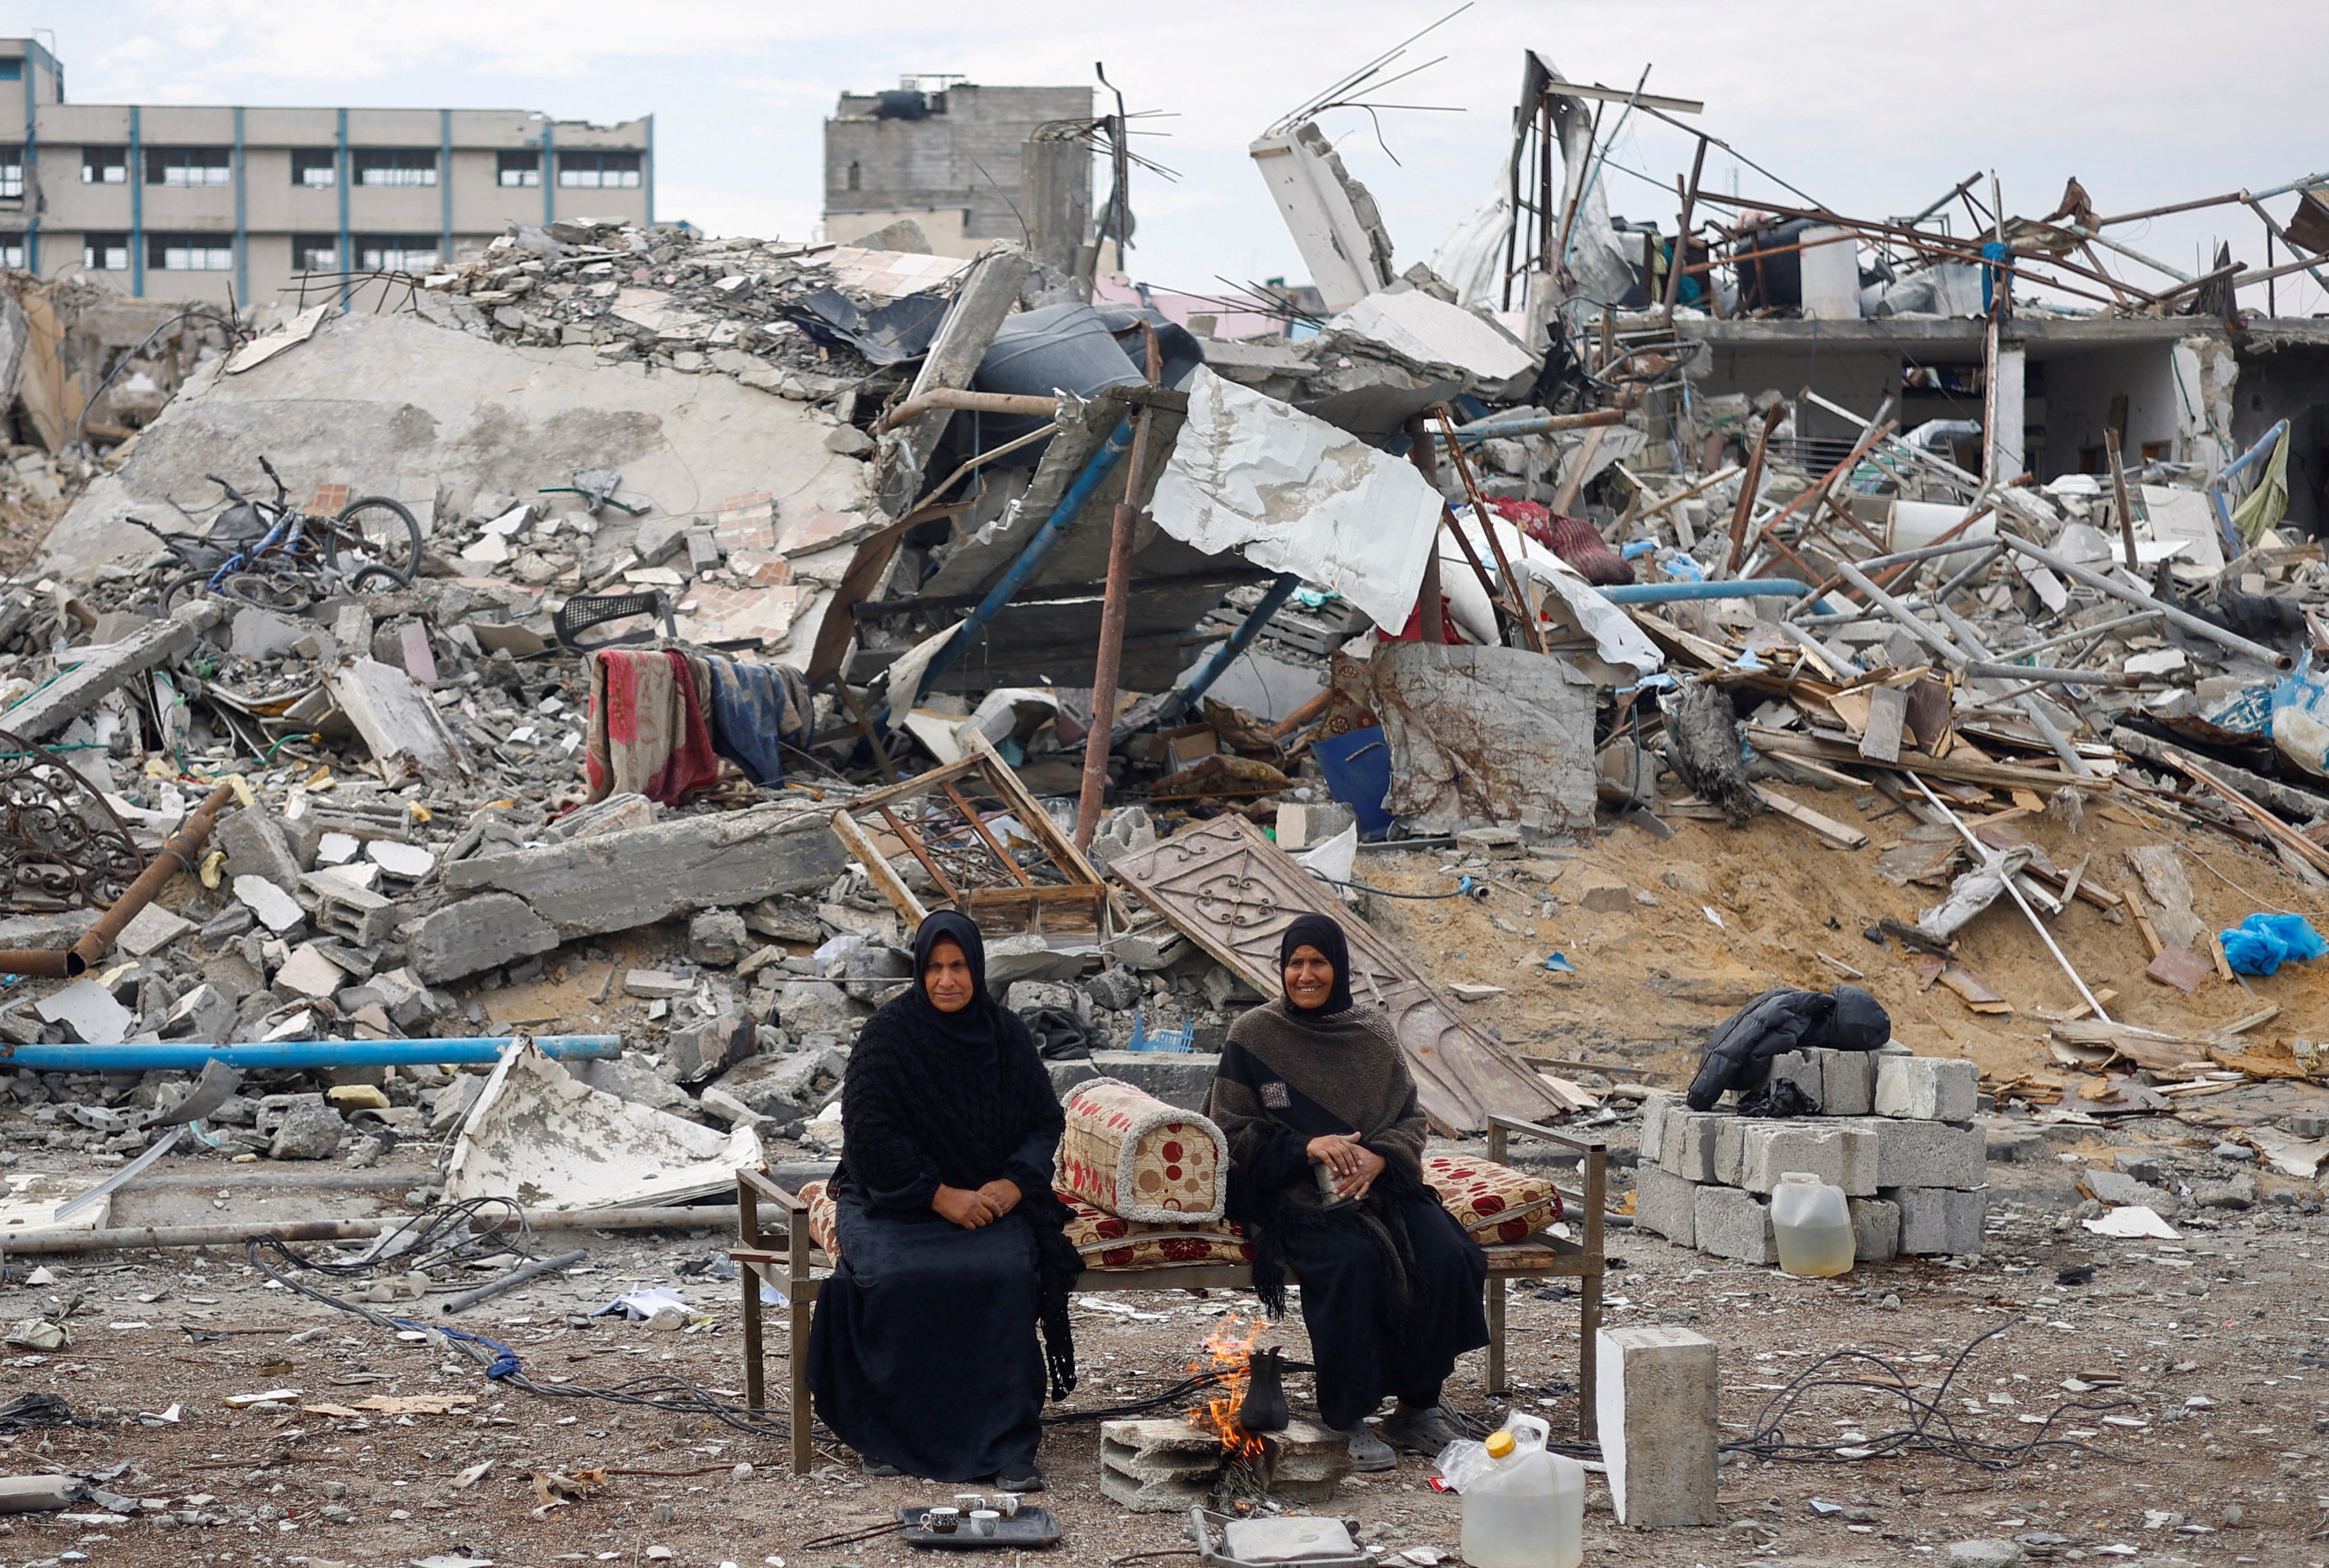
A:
825 85 1091 244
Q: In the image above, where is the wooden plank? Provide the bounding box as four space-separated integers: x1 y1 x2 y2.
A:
1860 685 1908 764
829 809 929 927
1751 784 1871 849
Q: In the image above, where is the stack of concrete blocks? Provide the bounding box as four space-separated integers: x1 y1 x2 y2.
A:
1098 1416 1351 1512
1633 1048 1985 1264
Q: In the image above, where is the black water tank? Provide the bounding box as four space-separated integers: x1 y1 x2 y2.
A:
875 89 928 121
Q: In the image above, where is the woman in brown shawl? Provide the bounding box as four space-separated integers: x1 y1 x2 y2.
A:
1204 913 1488 1470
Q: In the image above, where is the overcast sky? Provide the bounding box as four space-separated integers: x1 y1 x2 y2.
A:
26 0 2329 316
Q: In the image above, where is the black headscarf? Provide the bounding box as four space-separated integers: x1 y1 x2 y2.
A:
838 911 1081 1397
906 909 1003 1047
1278 912 1355 1016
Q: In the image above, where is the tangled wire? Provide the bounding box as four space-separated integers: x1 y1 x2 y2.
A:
1723 1317 2139 1471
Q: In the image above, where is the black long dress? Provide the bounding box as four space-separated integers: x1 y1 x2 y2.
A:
1204 913 1489 1432
805 912 1079 1481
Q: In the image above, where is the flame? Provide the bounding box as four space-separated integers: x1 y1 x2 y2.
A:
1188 1315 1267 1463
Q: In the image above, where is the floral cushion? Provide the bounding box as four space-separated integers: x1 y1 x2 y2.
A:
795 1156 1552 1261
1056 1078 1228 1223
791 1180 1248 1269
1424 1155 1560 1243
1065 1198 1252 1270
799 1178 839 1255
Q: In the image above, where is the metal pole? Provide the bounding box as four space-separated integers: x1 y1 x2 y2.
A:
1906 771 2109 1021
912 416 1137 702
1997 532 2294 670
1406 415 1444 644
1074 406 1156 848
2104 428 2141 570
1163 573 1301 722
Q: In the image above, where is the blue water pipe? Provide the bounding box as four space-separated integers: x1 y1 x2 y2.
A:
0 1035 622 1073
2207 419 2289 554
1165 571 1303 718
1594 580 1807 603
910 415 1139 702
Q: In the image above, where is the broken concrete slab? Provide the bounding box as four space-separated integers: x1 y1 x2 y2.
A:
0 601 222 740
329 659 462 779
444 1040 762 1211
44 311 874 623
115 903 194 958
442 802 850 941
272 941 350 1000
233 875 307 934
34 978 133 1044
216 806 306 890
404 893 561 985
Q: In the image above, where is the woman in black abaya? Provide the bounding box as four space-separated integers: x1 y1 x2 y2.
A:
1205 913 1488 1470
806 912 1078 1487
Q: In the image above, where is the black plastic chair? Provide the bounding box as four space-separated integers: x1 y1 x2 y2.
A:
554 590 677 653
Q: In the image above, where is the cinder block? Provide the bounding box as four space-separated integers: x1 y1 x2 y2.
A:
1712 1117 1745 1186
1595 1325 1720 1527
1848 1197 1899 1262
1811 1048 1876 1115
1694 1185 1774 1264
1863 1116 1985 1190
1632 1167 1698 1248
1738 1123 1845 1194
1885 1185 1985 1256
1874 1054 1980 1122
1758 1049 1822 1105
1838 1122 1879 1197
1658 1109 1731 1183
1638 1091 1677 1166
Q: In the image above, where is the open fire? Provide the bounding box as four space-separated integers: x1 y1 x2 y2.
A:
1188 1315 1272 1499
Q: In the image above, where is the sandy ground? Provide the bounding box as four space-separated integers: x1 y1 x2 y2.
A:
0 1130 2310 1568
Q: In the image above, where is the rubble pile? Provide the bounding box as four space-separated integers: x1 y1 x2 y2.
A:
412 217 966 402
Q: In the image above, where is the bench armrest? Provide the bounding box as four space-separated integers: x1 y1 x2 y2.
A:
1483 1112 1607 1264
739 1166 808 1213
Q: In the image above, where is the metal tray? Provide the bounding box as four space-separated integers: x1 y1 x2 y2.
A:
897 1504 1062 1550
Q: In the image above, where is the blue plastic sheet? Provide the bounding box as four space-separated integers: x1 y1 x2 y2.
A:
2218 912 2328 976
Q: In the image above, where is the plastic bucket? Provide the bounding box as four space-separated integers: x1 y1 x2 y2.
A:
1311 728 1393 837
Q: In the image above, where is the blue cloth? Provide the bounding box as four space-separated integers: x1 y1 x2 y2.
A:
2219 912 2328 976
703 655 814 785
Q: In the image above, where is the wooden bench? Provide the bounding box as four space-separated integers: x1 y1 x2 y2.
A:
731 1114 1606 1475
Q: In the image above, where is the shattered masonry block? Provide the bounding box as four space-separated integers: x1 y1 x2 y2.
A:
216 806 305 890
1809 1048 1875 1116
406 893 560 985
1637 1091 1677 1166
1737 1123 1846 1195
1632 1167 1698 1250
301 871 403 946
664 1011 751 1085
1873 1054 1979 1122
1848 1197 1900 1262
1595 1325 1720 1528
1864 1116 1985 1190
1657 1109 1731 1183
1884 1185 1985 1256
1757 1050 1822 1106
1693 1185 1774 1265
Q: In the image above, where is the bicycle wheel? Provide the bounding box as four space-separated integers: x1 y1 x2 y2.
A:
158 570 215 615
328 497 423 582
345 564 407 595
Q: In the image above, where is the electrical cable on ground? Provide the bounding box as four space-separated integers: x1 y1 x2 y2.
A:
245 1203 796 1441
1722 1318 2138 1471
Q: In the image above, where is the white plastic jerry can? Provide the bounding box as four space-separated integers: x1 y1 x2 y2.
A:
1459 1412 1585 1568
